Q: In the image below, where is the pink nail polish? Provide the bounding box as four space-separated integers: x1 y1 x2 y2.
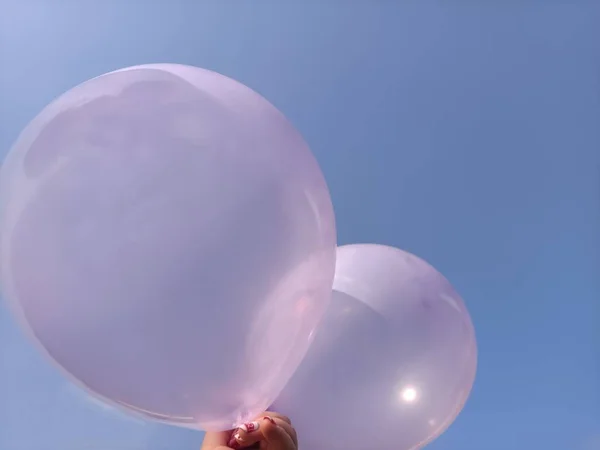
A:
239 421 260 432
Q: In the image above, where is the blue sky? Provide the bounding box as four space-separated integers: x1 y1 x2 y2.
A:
1 1 599 449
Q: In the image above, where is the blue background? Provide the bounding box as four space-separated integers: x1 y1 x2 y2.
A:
1 2 599 449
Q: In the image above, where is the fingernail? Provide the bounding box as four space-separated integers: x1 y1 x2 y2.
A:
239 421 260 432
262 416 277 425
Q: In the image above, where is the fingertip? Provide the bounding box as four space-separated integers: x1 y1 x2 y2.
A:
260 419 277 437
261 419 295 448
262 415 277 426
255 415 297 449
264 412 292 425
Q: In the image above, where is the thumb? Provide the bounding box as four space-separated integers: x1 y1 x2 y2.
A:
261 419 296 450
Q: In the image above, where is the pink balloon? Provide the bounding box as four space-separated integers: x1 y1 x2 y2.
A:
272 244 477 450
0 64 336 431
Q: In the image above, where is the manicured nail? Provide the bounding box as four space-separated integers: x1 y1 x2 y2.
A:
239 421 260 432
262 416 277 425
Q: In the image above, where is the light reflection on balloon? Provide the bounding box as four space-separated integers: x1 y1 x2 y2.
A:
400 386 419 403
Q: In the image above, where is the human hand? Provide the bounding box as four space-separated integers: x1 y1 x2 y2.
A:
200 412 298 450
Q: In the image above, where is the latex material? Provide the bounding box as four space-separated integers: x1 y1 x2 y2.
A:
0 64 336 431
272 244 476 450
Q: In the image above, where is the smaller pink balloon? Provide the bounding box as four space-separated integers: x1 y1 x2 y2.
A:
272 244 477 450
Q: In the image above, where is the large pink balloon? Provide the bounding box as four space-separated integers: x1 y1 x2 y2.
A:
272 244 477 450
0 64 336 431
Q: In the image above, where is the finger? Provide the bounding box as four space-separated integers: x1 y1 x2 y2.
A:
229 417 266 448
261 418 297 450
260 417 297 448
263 411 292 425
231 412 291 447
267 417 297 447
230 416 296 449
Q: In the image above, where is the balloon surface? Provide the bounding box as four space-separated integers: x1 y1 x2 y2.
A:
0 64 336 431
272 244 477 450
